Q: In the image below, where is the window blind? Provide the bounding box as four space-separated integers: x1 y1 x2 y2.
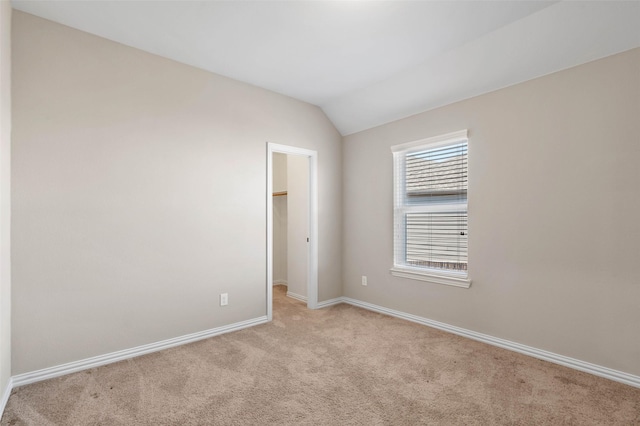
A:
393 133 468 275
405 211 468 271
406 143 468 197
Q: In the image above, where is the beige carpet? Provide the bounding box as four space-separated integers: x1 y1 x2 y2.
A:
2 285 639 425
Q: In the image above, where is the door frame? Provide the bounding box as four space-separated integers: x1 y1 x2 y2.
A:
266 143 318 321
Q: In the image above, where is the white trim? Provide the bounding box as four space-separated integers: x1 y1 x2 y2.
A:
268 143 317 158
6 296 638 400
12 316 268 388
266 143 319 322
273 280 288 286
315 297 344 309
286 291 307 303
340 297 640 389
266 148 274 321
391 129 468 153
307 153 319 310
391 130 470 288
0 377 12 416
390 267 471 288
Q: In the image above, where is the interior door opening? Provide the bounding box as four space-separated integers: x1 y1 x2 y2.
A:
266 143 318 321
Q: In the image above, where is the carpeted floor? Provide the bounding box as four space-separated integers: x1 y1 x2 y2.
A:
2 285 639 425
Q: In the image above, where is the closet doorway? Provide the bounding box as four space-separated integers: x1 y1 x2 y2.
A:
266 143 318 321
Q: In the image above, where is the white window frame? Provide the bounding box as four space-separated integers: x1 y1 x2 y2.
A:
390 130 471 289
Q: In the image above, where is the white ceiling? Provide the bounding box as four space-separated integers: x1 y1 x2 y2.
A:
11 1 640 135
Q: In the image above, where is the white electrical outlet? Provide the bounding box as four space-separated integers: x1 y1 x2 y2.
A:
220 293 228 306
361 276 368 286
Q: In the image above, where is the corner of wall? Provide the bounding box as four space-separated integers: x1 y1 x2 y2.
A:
0 0 13 413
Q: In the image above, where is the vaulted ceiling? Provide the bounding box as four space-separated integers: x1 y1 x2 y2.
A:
12 1 640 135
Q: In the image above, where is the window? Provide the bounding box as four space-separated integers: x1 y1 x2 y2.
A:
390 130 471 288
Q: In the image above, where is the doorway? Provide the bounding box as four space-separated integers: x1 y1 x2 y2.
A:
266 143 318 321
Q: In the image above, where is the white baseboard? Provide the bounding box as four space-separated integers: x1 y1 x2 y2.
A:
12 316 268 388
286 292 342 308
7 296 639 398
341 297 640 389
273 280 288 286
286 291 307 303
0 377 12 416
316 297 344 309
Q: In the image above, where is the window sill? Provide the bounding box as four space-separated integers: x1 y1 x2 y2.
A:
390 266 471 288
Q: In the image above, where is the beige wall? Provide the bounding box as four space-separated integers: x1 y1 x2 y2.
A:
272 194 288 284
272 153 287 284
0 0 12 394
11 11 342 374
286 155 309 298
272 153 287 194
342 48 640 376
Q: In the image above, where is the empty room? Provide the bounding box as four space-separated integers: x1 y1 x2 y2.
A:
0 1 639 424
